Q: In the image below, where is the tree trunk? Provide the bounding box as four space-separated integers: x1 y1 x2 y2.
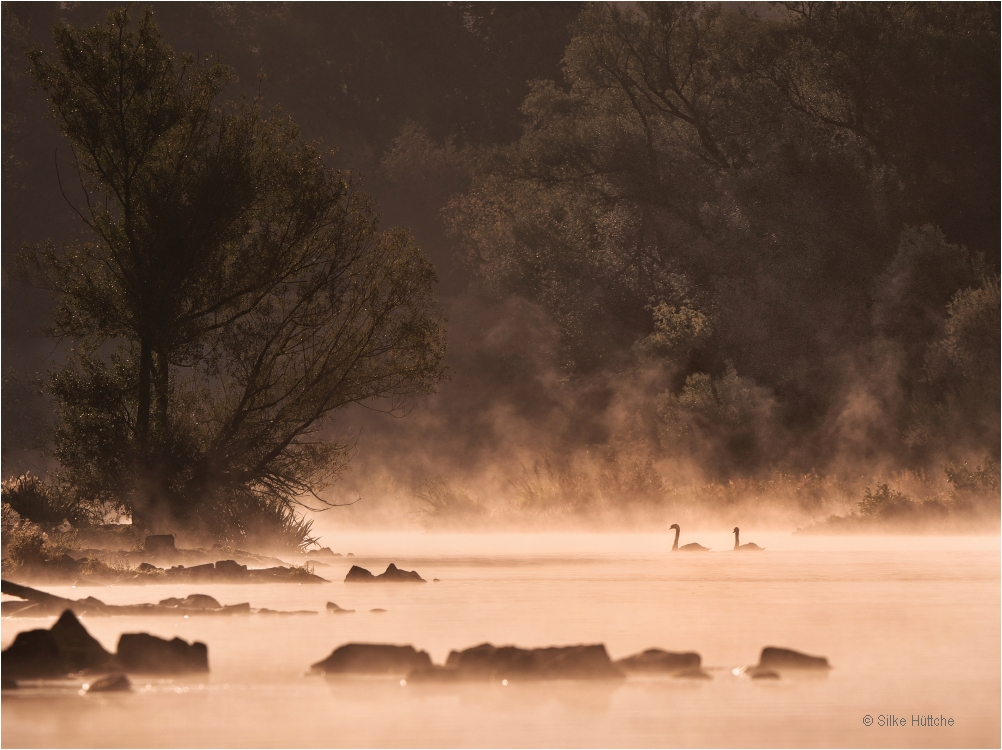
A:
153 350 170 436
137 339 153 445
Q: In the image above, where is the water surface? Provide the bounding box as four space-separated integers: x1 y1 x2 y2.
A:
2 532 999 747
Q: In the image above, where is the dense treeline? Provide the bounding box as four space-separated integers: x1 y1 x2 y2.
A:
2 3 998 542
444 2 999 474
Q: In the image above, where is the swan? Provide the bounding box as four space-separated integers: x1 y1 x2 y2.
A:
670 524 709 552
733 527 764 551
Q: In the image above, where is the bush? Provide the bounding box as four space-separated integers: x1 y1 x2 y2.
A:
5 521 49 567
0 472 90 526
201 492 319 554
657 365 777 475
415 478 488 523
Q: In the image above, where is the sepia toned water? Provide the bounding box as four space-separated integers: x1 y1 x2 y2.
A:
2 532 999 748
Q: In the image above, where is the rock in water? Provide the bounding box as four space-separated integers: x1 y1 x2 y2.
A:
1 609 116 678
344 565 376 582
414 643 625 682
307 547 341 559
116 633 209 673
49 610 117 672
86 673 131 692
1 629 65 678
310 644 432 676
757 647 830 671
615 648 701 674
378 563 424 582
144 534 177 554
180 594 222 610
326 602 355 614
344 563 425 583
213 560 248 579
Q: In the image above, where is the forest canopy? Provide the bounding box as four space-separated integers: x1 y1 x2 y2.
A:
446 1 999 474
2 2 998 537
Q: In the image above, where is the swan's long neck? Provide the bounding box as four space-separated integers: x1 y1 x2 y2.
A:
734 529 739 549
672 527 680 551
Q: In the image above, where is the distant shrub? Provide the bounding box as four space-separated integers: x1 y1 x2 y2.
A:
204 492 319 554
5 521 49 567
657 365 778 475
415 478 488 522
944 455 1001 497
1 502 21 536
0 472 91 526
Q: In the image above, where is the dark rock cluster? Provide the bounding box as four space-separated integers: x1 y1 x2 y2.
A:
310 642 832 683
311 644 433 676
344 563 425 583
1 579 314 618
746 646 831 679
1 610 208 685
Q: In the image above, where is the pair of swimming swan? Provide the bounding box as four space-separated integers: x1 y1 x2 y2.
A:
669 524 764 552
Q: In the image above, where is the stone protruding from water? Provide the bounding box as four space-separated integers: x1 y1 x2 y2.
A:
158 594 222 610
143 534 177 555
49 610 118 672
1 610 116 678
326 602 355 614
1 580 310 617
344 563 425 583
410 643 626 682
116 633 209 673
757 646 830 671
311 644 433 676
615 648 702 674
86 673 131 692
307 547 342 559
2 628 66 678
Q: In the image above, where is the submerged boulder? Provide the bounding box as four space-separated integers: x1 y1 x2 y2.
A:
180 594 222 610
311 643 433 676
411 643 625 682
757 646 830 671
344 563 425 583
116 633 208 673
86 673 131 692
615 648 702 674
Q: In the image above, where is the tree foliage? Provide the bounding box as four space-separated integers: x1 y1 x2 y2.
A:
20 9 446 541
447 2 998 472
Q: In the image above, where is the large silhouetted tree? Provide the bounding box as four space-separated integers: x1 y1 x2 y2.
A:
20 8 446 543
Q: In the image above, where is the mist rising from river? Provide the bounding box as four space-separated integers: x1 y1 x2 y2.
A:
2 532 999 747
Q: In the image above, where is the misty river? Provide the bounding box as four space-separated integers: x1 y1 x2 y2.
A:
2 532 999 748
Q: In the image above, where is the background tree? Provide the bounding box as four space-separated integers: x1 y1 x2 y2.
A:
446 1 999 473
20 8 445 543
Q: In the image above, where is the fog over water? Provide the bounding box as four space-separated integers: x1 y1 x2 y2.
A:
1 4 998 748
3 533 999 747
